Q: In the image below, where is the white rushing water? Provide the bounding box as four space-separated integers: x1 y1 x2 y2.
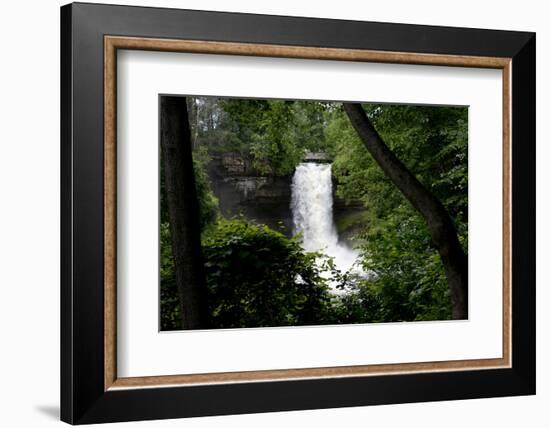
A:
291 163 360 289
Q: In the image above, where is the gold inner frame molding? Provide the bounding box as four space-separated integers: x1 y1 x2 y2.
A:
104 35 512 391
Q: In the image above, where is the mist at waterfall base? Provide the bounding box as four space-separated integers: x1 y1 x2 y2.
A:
291 162 362 293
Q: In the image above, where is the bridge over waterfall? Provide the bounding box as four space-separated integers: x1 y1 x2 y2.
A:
302 151 331 163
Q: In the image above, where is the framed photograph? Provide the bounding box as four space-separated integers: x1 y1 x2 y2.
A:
60 2 535 424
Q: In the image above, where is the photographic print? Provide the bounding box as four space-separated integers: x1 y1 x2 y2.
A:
160 96 468 331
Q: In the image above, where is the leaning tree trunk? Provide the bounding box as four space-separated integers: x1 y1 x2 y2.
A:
160 96 209 329
343 103 468 319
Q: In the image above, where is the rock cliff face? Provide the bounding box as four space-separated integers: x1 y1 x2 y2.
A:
208 154 294 236
207 153 366 242
220 152 246 174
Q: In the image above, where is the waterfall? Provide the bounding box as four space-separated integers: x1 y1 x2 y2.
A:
291 163 360 287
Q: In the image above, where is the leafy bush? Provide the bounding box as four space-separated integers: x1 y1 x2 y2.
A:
160 222 181 330
201 219 334 328
192 145 219 228
358 208 451 322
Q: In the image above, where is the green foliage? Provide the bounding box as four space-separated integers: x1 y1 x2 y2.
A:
201 219 334 328
190 98 333 176
326 104 467 322
160 222 182 330
359 207 450 322
192 145 219 228
161 217 337 330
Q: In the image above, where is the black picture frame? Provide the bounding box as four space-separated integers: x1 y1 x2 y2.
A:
61 2 535 424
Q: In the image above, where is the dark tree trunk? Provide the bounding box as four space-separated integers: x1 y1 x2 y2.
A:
343 103 468 319
160 96 209 329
